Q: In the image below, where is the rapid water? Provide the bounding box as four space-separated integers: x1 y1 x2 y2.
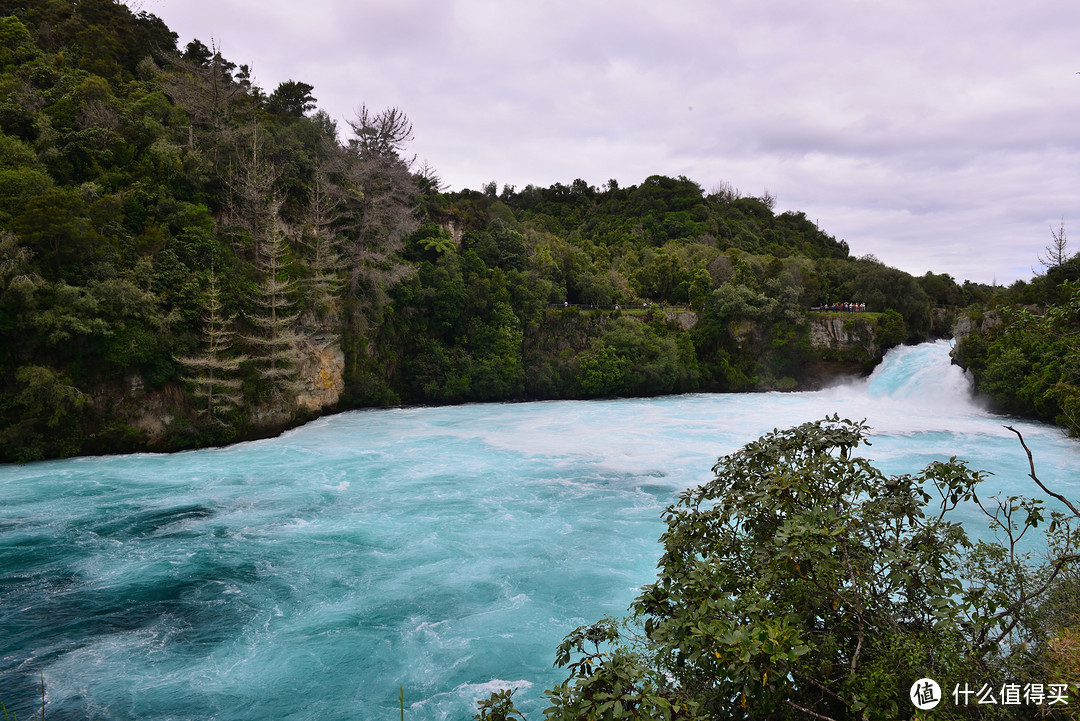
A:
1 341 1077 720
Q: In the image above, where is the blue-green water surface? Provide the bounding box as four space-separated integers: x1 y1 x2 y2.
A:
1 341 1077 719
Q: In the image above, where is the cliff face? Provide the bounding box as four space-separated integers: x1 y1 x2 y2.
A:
808 316 880 363
664 311 698 330
951 311 1002 350
86 376 186 451
294 331 346 413
85 330 346 452
725 313 889 390
800 315 889 389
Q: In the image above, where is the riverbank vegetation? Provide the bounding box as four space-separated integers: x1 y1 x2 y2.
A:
952 231 1080 437
2 0 1075 454
0 3 1077 720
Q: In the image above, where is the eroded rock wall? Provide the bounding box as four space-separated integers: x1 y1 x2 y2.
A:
808 315 879 362
294 330 345 413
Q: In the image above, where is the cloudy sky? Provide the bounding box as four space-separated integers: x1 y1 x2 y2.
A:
143 0 1080 284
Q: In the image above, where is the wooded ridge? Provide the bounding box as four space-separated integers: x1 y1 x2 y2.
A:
1 0 1074 463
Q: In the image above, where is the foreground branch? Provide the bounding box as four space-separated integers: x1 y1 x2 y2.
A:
1005 426 1080 516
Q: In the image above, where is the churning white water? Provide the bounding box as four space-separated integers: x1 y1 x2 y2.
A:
0 340 1076 720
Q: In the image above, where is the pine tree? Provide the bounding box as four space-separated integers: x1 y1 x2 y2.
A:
245 221 302 400
1040 220 1070 270
175 272 245 422
225 120 278 258
301 160 347 314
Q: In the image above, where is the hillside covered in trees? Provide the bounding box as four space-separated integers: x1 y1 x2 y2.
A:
0 0 997 462
951 230 1080 437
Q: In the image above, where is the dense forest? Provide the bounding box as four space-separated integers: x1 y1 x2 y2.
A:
0 0 1073 464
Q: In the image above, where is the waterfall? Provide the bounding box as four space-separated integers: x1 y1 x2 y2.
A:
862 340 978 408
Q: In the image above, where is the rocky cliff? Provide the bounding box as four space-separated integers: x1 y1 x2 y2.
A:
808 315 880 363
950 311 1002 349
83 327 346 453
800 314 891 389
294 330 346 413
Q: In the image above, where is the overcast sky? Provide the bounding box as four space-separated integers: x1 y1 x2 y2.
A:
143 0 1080 284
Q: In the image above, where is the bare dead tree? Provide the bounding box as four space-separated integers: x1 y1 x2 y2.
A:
348 105 414 162
224 120 279 257
340 106 419 310
1040 219 1070 270
709 180 742 204
159 39 248 167
300 156 348 315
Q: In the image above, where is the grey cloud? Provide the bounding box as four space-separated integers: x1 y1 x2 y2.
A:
153 0 1080 283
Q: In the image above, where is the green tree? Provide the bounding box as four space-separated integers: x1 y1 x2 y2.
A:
843 261 931 340
0 364 87 462
13 188 97 279
875 308 907 347
579 344 630 396
266 80 316 117
0 232 43 359
471 300 525 399
516 418 1080 721
632 250 681 301
627 418 982 719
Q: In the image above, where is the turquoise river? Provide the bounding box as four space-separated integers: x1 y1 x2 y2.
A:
1 340 1077 719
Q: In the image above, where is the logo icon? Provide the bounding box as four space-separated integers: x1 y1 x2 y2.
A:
911 678 941 710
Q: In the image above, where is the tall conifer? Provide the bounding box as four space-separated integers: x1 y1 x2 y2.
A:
245 221 302 400
301 161 347 314
175 272 245 422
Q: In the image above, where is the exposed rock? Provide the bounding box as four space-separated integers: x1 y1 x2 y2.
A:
665 311 698 329
88 378 185 445
952 315 974 344
732 319 765 349
248 403 292 429
799 360 872 390
293 330 345 413
808 315 879 362
129 402 174 438
952 311 1001 348
440 219 464 247
930 307 956 338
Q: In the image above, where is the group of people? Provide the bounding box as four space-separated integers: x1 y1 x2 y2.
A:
558 301 689 311
822 302 866 312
